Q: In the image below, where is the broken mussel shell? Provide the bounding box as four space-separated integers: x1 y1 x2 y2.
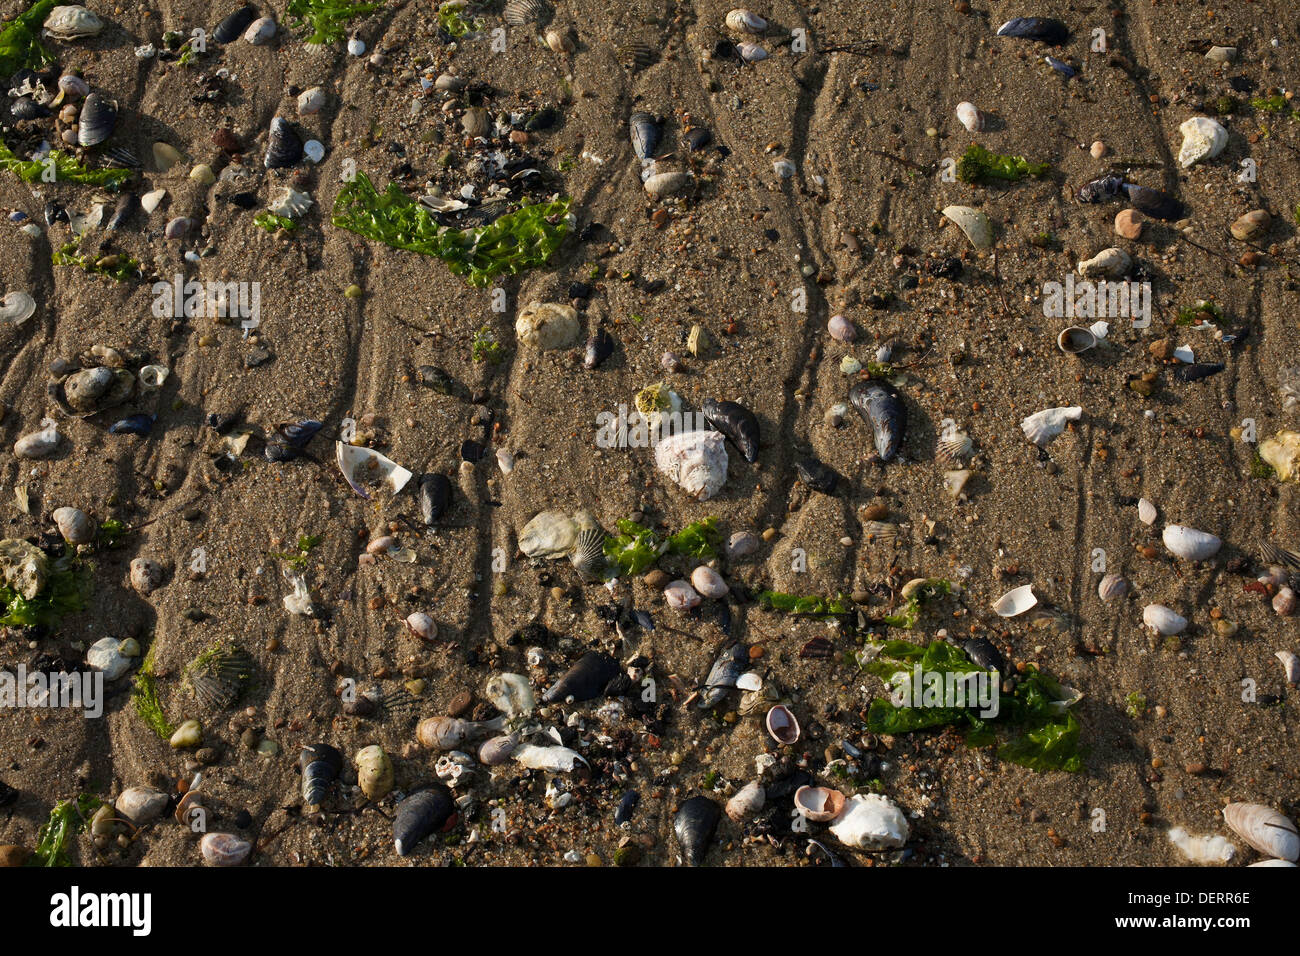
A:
393 783 456 856
299 743 343 806
674 794 721 866
849 380 906 462
50 366 135 417
795 456 839 494
701 640 749 708
702 398 759 463
542 650 620 703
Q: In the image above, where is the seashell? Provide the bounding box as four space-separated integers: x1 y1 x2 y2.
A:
862 520 899 542
829 793 910 849
52 506 94 545
962 637 1005 675
1076 247 1131 279
1273 587 1296 616
1275 650 1300 684
664 579 702 611
724 8 766 32
140 188 166 214
299 743 343 805
795 456 839 494
1162 525 1221 561
496 449 515 474
584 327 614 369
736 41 768 62
86 637 129 680
417 473 451 525
936 430 972 464
1259 541 1300 570
827 314 856 342
503 0 552 27
417 715 505 751
57 74 89 100
701 641 749 708
674 795 721 866
1177 117 1228 168
394 784 455 856
1143 604 1187 635
484 673 535 718
0 291 35 326
1020 406 1082 447
77 93 116 147
992 584 1037 617
115 786 168 825
955 101 984 132
1167 827 1235 865
1124 184 1183 221
404 612 438 642
268 187 312 219
9 96 49 120
655 430 728 500
106 193 138 231
43 5 104 39
1138 498 1157 525
644 170 692 199
1057 326 1097 354
355 745 393 800
1247 859 1298 867
1222 803 1299 862
687 323 710 357
519 510 577 558
1230 209 1269 242
702 398 759 463
297 87 327 116
543 651 620 703
335 442 413 499
479 733 520 765
683 126 712 151
616 36 658 71
568 526 607 580
15 419 61 459
1097 573 1129 602
305 141 326 165
187 645 252 711
691 565 728 599
164 216 191 239
995 17 1068 44
794 786 846 823
766 704 800 745
434 752 474 789
347 37 365 55
128 556 164 595
849 380 907 462
726 781 766 821
629 111 659 160
1259 431 1300 482
213 4 257 43
544 28 574 54
243 15 276 44
942 205 993 249
200 833 251 866
942 469 972 500
515 301 579 350
434 72 465 92
264 117 302 169
727 530 759 559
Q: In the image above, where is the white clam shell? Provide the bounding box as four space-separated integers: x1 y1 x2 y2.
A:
200 832 251 866
1222 803 1299 862
1137 498 1157 525
243 16 276 44
664 579 702 610
1177 116 1228 168
724 8 766 32
644 170 692 199
518 510 577 558
690 565 728 598
736 41 768 62
654 430 728 500
1076 247 1131 279
86 637 130 680
955 101 983 132
115 786 168 825
1020 406 1082 447
297 87 327 115
828 793 909 850
1143 604 1187 635
942 205 993 249
725 780 765 821
992 584 1037 617
43 5 103 39
1162 524 1221 561
0 291 36 325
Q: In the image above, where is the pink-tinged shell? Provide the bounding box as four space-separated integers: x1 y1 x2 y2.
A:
1274 587 1296 616
955 101 984 132
664 579 701 610
417 716 468 750
405 611 438 641
200 832 251 866
725 780 765 821
1097 573 1128 602
794 785 846 822
690 565 728 598
827 314 856 343
765 704 800 745
479 733 519 766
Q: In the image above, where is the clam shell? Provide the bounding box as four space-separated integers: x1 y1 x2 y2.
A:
1230 209 1270 242
992 584 1037 617
152 142 183 172
14 419 60 459
1057 326 1097 354
828 313 856 342
478 733 520 766
1143 604 1187 635
354 745 394 800
57 74 89 100
460 106 491 138
1162 525 1222 561
1097 573 1129 602
724 8 766 32
405 611 438 642
0 291 36 326
200 833 251 866
1222 803 1299 862
736 41 768 62
53 506 94 544
1177 116 1228 168
243 15 276 44
519 510 577 558
115 786 168 825
1138 498 1157 525
690 565 728 598
664 579 702 610
942 204 993 249
297 87 327 115
644 170 692 199
213 4 257 43
765 704 800 745
77 93 116 147
264 117 302 169
1020 406 1082 447
955 101 983 132
43 5 104 39
725 780 765 822
794 785 846 823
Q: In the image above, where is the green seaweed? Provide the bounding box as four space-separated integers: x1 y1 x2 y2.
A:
0 0 57 77
268 533 322 572
666 517 722 559
881 578 952 629
96 518 130 549
52 241 142 282
254 211 297 232
332 171 571 287
0 559 91 629
437 2 483 36
131 641 173 740
30 793 102 867
286 0 385 46
603 519 664 577
1250 94 1299 118
956 143 1050 184
1175 299 1225 327
471 325 504 364
0 140 132 189
756 589 850 616
1125 691 1148 719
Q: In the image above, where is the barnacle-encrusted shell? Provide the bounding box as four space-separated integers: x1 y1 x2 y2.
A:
0 539 48 600
654 430 728 500
129 557 164 594
515 301 580 350
56 366 134 416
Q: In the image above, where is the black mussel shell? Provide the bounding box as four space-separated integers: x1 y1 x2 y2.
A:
1124 184 1184 221
962 637 1006 675
102 145 141 169
848 380 906 462
214 5 258 44
418 472 451 525
1077 174 1123 204
108 414 155 435
207 412 239 434
701 640 748 707
418 364 454 393
584 327 614 369
44 201 68 226
394 784 455 856
299 743 343 805
674 795 721 866
615 790 640 826
228 191 259 209
629 111 659 160
461 439 485 462
277 419 322 448
106 192 138 231
10 96 50 121
765 769 813 802
542 650 621 703
683 127 712 151
264 116 302 169
795 456 839 494
1176 361 1225 382
996 16 1069 45
808 838 848 867
702 398 760 463
78 92 117 148
264 441 294 462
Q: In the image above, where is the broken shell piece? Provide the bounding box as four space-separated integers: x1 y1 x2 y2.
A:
654 429 728 500
140 188 166 214
1143 604 1187 635
1274 587 1296 616
765 704 800 745
1167 827 1235 865
1222 803 1299 862
955 101 984 132
297 86 327 115
138 365 168 389
794 785 846 823
512 743 588 773
334 442 413 500
14 418 60 459
1076 247 1131 279
515 301 580 350
1056 326 1096 354
1020 406 1082 447
942 204 993 249
942 469 972 500
1177 116 1228 168
1275 650 1300 684
518 510 577 558
1162 525 1222 561
268 187 313 219
828 793 909 850
992 584 1037 617
1138 498 1157 525
0 291 36 325
152 142 184 172
1258 431 1300 482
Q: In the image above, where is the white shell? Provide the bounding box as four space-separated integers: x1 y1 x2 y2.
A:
654 430 729 500
943 468 972 500
297 87 327 115
1076 247 1131 279
1137 498 1157 525
664 579 702 611
518 510 578 558
725 780 765 821
404 611 438 641
52 506 94 544
955 101 983 132
727 531 759 558
1143 604 1187 635
14 418 61 459
130 557 164 594
736 41 768 62
347 37 366 56
828 793 909 850
512 743 588 772
86 637 130 680
1222 803 1299 862
690 565 728 598
115 786 168 824
140 188 166 214
724 8 766 32
1177 116 1228 168
942 205 993 249
1162 524 1221 561
1167 827 1235 865
484 672 535 718
43 5 104 39
243 16 276 44
1274 650 1299 684
152 141 183 172
1274 587 1296 616
138 365 168 389
0 291 36 325
992 584 1037 617
335 442 413 499
496 448 515 474
268 187 313 219
303 140 325 164
644 170 692 199
515 301 580 350
200 832 251 866
1020 406 1082 447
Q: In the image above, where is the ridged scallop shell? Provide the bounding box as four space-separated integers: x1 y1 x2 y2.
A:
568 526 607 580
268 186 313 219
862 519 900 542
43 5 104 39
503 0 552 27
0 291 36 326
1222 803 1299 862
616 36 658 71
942 205 993 249
1177 116 1228 168
1143 604 1187 635
1162 525 1222 561
1097 573 1128 602
188 646 253 711
936 431 972 464
1260 541 1300 570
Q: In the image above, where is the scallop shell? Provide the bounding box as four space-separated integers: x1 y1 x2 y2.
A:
52 506 94 545
765 704 800 745
200 832 251 866
992 584 1037 617
725 780 765 821
1057 326 1097 354
862 519 900 542
503 0 552 27
616 36 658 71
1222 803 1300 862
955 101 984 132
187 645 253 711
724 8 766 32
936 431 972 464
942 205 993 249
43 5 104 39
1143 604 1187 635
335 442 413 499
0 291 35 326
77 93 116 147
1162 525 1221 561
268 187 313 219
1177 116 1228 168
794 785 846 823
1097 573 1129 602
568 526 607 580
1020 406 1082 447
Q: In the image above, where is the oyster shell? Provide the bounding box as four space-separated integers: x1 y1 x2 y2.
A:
43 5 104 40
52 366 134 416
1177 116 1228 168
